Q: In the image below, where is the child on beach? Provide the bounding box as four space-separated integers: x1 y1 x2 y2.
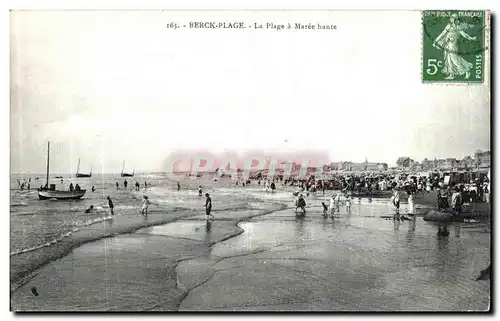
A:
204 193 214 220
141 195 150 216
198 185 203 197
321 202 328 218
84 205 95 213
345 195 351 213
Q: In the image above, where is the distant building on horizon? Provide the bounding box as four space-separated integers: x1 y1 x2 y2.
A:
395 150 490 171
475 151 491 169
328 160 388 172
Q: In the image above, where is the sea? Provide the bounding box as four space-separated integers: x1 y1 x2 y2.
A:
10 173 491 311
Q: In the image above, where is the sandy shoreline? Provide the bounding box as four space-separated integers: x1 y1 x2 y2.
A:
11 200 287 311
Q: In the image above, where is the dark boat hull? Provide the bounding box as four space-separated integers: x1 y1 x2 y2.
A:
38 189 86 200
121 174 134 177
76 174 92 178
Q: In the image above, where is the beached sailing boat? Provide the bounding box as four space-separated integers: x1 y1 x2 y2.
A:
38 142 86 200
120 160 134 177
75 158 92 178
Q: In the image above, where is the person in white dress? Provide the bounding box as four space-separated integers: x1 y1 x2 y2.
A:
407 192 415 215
334 193 341 211
141 195 150 216
345 194 351 213
329 194 336 217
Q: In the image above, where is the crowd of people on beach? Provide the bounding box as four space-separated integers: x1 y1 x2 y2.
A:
45 167 488 224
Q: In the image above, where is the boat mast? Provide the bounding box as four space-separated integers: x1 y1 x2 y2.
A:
77 158 81 175
90 166 92 175
46 142 50 187
121 160 125 175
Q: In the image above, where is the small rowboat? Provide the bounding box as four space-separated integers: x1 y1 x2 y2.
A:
38 142 87 201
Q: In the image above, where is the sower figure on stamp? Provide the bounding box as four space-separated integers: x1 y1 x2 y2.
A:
433 13 477 80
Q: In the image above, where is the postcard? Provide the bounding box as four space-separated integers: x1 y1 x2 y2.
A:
10 10 491 311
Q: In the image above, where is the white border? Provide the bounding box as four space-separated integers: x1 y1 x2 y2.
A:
3 0 497 320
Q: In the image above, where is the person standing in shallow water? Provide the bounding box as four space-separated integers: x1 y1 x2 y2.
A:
329 194 336 217
116 181 119 190
141 195 150 216
391 188 401 220
177 181 181 191
124 179 128 189
345 194 351 213
204 193 214 220
198 185 203 197
451 187 462 216
107 196 114 215
321 202 328 218
407 192 415 215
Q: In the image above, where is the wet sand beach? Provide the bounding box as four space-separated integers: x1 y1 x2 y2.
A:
11 183 490 311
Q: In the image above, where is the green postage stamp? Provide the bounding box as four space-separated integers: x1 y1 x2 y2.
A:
422 10 488 83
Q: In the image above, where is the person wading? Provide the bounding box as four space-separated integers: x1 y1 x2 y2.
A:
329 194 336 218
451 186 463 216
141 195 150 216
107 196 114 215
391 188 401 220
204 193 214 220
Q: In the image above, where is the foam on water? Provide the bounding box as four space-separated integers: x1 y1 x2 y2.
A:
10 214 115 256
11 202 28 207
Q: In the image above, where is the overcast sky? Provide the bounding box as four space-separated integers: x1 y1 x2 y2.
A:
10 10 490 174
